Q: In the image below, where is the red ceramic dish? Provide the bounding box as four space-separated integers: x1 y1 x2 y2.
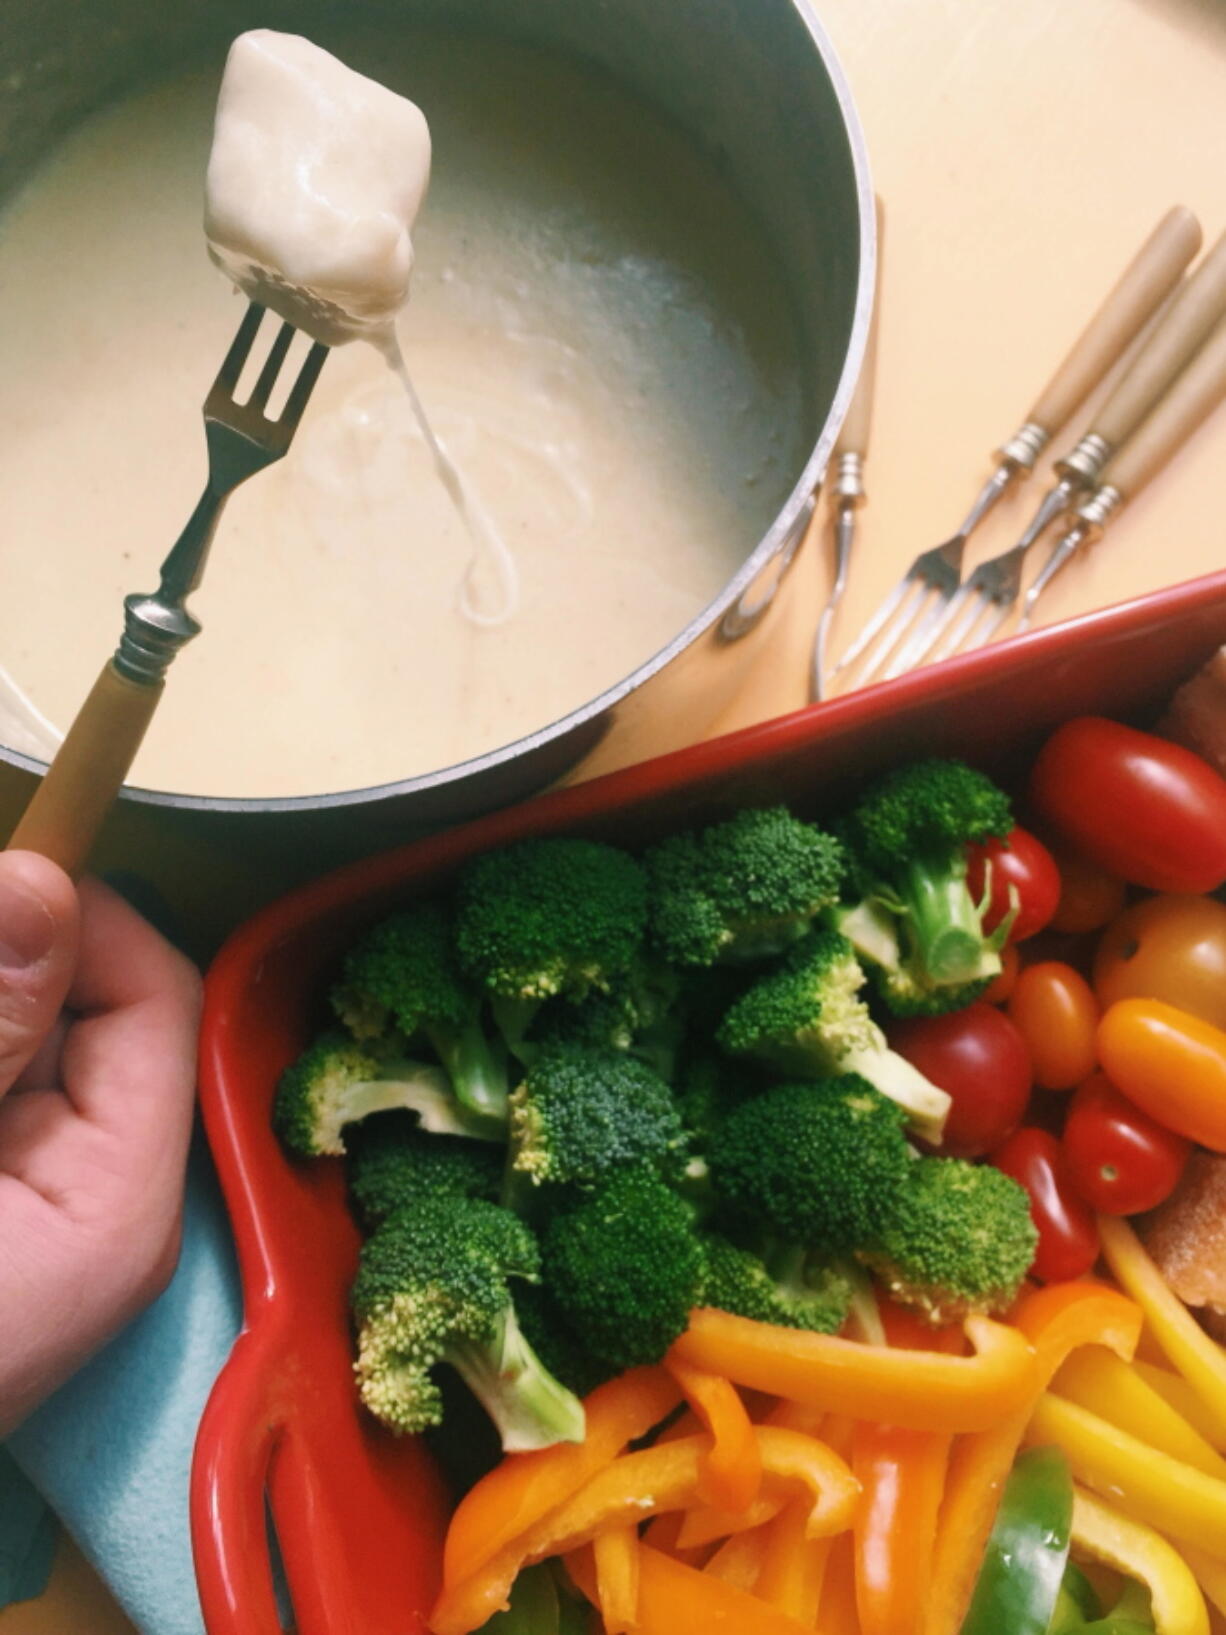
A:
193 568 1226 1635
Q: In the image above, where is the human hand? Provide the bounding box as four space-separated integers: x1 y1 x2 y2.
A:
0 850 201 1435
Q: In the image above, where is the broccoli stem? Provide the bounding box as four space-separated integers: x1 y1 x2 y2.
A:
840 1041 951 1145
429 1023 509 1133
449 1305 587 1452
899 852 999 985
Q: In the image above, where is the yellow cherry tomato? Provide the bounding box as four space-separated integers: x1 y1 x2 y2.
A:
1094 894 1226 1032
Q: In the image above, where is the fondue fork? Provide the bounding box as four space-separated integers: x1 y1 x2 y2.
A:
812 195 883 702
1015 314 1226 630
912 226 1226 667
830 206 1201 689
7 303 328 876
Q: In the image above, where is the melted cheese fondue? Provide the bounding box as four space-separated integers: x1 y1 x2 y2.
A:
0 34 805 797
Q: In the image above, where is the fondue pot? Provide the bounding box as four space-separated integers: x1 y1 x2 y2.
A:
0 0 871 938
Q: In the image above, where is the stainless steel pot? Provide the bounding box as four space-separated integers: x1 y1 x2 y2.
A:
0 0 872 945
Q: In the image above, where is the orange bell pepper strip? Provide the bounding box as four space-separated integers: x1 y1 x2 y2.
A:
924 1279 1141 1635
593 1526 640 1635
669 1309 1038 1432
852 1424 951 1635
756 1502 833 1625
820 1531 863 1635
429 1427 858 1635
666 1355 763 1513
703 1524 769 1591
642 1510 710 1569
441 1365 680 1589
633 1542 814 1635
675 1494 784 1549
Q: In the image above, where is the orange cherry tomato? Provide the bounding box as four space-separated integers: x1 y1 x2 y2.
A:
1007 962 1098 1091
1046 846 1127 935
1093 894 1226 1032
1097 998 1226 1151
981 944 1020 1005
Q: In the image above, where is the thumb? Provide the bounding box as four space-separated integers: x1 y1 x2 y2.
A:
0 850 79 1096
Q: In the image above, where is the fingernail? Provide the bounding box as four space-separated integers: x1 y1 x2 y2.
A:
0 873 57 969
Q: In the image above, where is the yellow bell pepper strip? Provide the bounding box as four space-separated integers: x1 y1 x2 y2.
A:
632 1543 814 1635
1027 1392 1226 1559
819 1531 863 1635
429 1427 858 1635
755 1503 832 1624
925 1279 1142 1635
852 1424 951 1635
1097 1215 1226 1444
665 1356 763 1513
1098 999 1226 1151
1132 1362 1226 1455
1070 1485 1209 1635
668 1309 1038 1433
703 1524 768 1591
592 1526 639 1635
1173 1546 1226 1621
1053 1347 1226 1480
441 1366 681 1590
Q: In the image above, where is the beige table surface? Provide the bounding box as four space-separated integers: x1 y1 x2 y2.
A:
4 0 1226 1627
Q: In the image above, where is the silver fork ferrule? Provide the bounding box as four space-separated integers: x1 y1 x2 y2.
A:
1053 432 1113 488
113 593 202 685
995 421 1050 471
833 451 866 505
1072 481 1125 539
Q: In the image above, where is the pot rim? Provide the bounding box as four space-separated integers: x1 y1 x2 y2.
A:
0 0 875 816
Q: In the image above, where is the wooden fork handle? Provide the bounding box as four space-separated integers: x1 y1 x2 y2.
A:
1101 314 1226 502
7 660 163 878
1026 206 1202 435
1092 229 1226 449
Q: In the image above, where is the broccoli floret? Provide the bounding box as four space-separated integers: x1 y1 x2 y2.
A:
332 903 508 1130
836 760 1013 1009
859 1157 1038 1324
345 1113 503 1228
541 1166 705 1369
273 1032 498 1158
456 838 648 1020
706 1076 912 1252
715 930 950 1142
700 1234 852 1334
506 1043 688 1194
645 806 846 967
352 1195 585 1450
672 1051 753 1152
515 1280 617 1398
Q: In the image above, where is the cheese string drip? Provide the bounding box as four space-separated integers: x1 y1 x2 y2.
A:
377 327 520 630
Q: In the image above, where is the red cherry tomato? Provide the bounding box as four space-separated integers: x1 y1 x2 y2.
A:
966 826 1061 943
1046 845 1128 935
886 1002 1032 1159
1028 716 1226 893
991 1127 1099 1283
981 943 1021 1005
1061 1071 1191 1216
1007 961 1099 1091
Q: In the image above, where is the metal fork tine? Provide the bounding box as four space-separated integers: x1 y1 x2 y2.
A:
278 339 330 427
212 302 266 395
852 580 938 681
831 572 914 674
246 320 296 413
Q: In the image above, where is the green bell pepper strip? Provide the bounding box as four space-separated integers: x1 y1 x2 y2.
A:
1050 1561 1104 1632
959 1445 1073 1635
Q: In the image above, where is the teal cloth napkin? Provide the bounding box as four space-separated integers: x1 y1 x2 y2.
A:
2 1135 243 1634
